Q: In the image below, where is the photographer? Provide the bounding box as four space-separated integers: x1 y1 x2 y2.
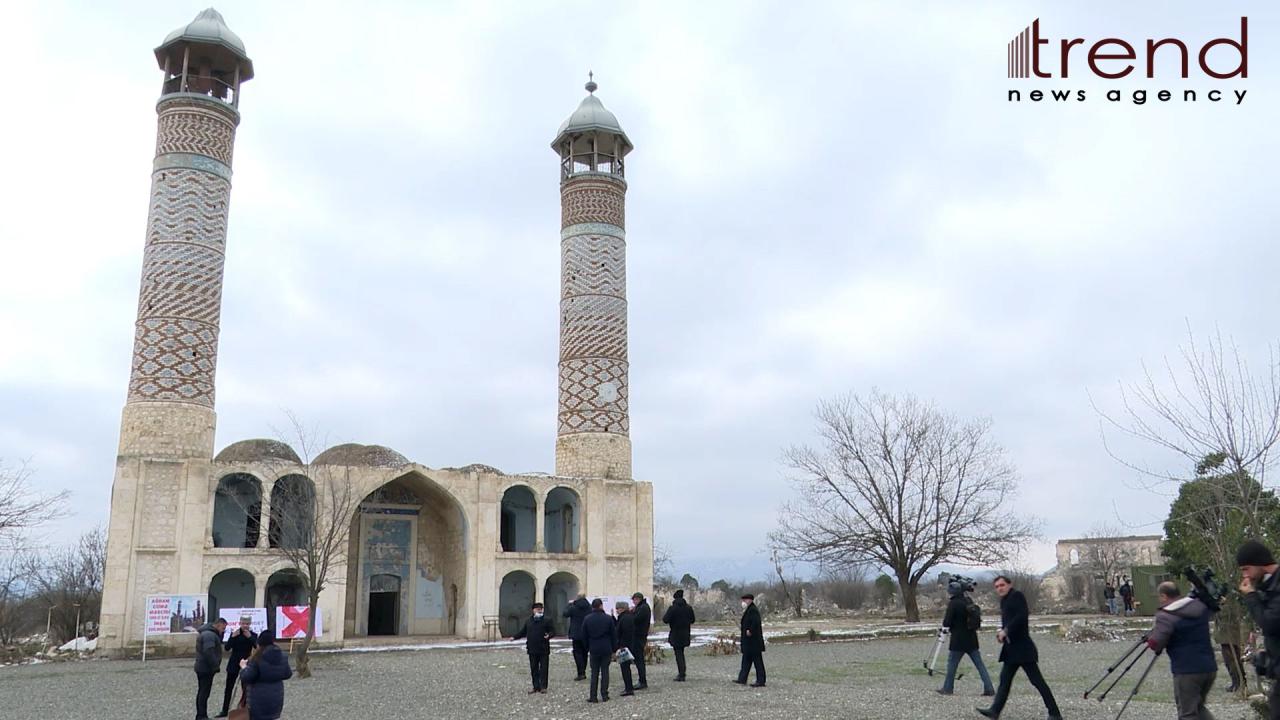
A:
1238 540 1280 719
936 579 994 697
1146 581 1217 719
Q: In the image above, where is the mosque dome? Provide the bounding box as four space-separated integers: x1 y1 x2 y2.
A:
314 443 410 467
214 439 301 465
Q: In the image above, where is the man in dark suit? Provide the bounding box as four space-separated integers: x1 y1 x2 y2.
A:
615 601 640 696
216 615 257 717
512 602 555 693
662 588 696 681
735 593 766 687
978 575 1062 720
630 592 651 689
578 598 618 703
562 593 591 680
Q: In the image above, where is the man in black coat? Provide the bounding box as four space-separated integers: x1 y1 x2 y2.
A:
1239 539 1280 719
563 593 591 680
735 593 766 687
193 618 226 720
216 615 257 717
938 582 994 696
615 601 640 696
978 576 1062 720
578 598 618 703
662 589 696 681
630 592 651 689
512 602 555 693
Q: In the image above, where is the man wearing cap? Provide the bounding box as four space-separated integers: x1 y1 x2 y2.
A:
1239 540 1280 719
630 592 651 689
563 593 592 681
735 593 765 687
662 588 696 681
512 602 556 694
578 598 618 703
215 615 257 718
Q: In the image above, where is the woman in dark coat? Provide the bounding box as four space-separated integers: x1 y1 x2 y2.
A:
239 630 293 720
662 589 696 681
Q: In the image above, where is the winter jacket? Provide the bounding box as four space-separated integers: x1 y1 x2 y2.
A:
997 589 1037 665
1104 585 1116 600
513 614 555 655
662 598 696 649
240 644 293 720
1245 571 1280 677
1119 583 1133 599
1147 596 1217 675
943 594 979 653
616 610 642 656
562 597 591 639
224 628 258 671
633 599 651 644
193 623 223 674
579 608 618 656
740 602 765 654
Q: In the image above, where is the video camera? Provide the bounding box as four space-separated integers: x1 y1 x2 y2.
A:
946 574 978 594
1184 566 1225 613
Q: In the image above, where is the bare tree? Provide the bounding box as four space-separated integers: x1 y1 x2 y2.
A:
770 550 804 619
0 549 36 645
771 391 1040 622
256 415 361 679
1094 328 1280 537
1076 523 1135 605
653 543 675 586
0 460 68 549
26 527 106 644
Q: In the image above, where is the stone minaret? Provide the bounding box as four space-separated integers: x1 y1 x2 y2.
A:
552 76 634 479
100 9 253 653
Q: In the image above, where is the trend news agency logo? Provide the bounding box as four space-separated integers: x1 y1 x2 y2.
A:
1006 17 1248 105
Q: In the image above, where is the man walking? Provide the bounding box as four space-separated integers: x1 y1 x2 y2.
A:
630 592 651 689
662 588 696 681
938 581 995 697
615 601 640 697
978 576 1062 720
735 593 766 687
215 615 257 718
1239 540 1280 719
563 593 591 680
579 598 618 703
1147 581 1217 719
512 602 555 693
193 617 226 720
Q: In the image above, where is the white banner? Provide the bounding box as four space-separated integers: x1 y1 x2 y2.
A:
275 605 323 638
144 594 209 635
219 607 269 640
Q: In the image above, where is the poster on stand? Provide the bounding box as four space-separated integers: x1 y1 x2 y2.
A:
144 594 210 635
219 607 269 640
276 605 323 638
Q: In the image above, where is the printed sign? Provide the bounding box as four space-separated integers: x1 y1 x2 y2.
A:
144 594 210 635
219 607 269 640
275 605 323 638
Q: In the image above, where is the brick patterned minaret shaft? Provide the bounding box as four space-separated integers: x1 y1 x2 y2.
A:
100 9 253 653
553 77 634 479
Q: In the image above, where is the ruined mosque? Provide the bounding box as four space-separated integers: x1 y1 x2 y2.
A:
99 9 655 653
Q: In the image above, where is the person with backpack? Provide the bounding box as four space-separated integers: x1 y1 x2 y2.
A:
1120 578 1135 616
238 630 292 720
937 580 995 696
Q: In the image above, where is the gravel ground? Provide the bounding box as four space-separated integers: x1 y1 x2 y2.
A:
1 634 1254 719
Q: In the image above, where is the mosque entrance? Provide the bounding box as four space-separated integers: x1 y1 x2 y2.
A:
368 574 401 636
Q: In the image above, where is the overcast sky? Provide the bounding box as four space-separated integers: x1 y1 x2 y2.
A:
1 1 1275 581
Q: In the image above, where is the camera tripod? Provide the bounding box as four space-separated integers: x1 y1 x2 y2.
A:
921 627 962 679
1083 634 1160 720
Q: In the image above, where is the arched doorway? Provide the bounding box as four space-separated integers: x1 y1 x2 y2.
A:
269 474 314 549
265 569 306 632
543 572 580 636
212 473 262 548
498 570 536 637
208 568 256 623
544 487 580 553
500 486 536 552
343 473 469 638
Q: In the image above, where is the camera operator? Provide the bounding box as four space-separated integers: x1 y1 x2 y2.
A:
936 579 994 697
1238 540 1280 719
1145 581 1217 719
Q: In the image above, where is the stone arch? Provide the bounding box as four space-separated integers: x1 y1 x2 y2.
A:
212 473 262 548
499 570 536 636
544 486 581 553
500 485 537 552
264 568 306 632
543 571 580 635
208 568 256 623
268 474 315 549
343 470 470 638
